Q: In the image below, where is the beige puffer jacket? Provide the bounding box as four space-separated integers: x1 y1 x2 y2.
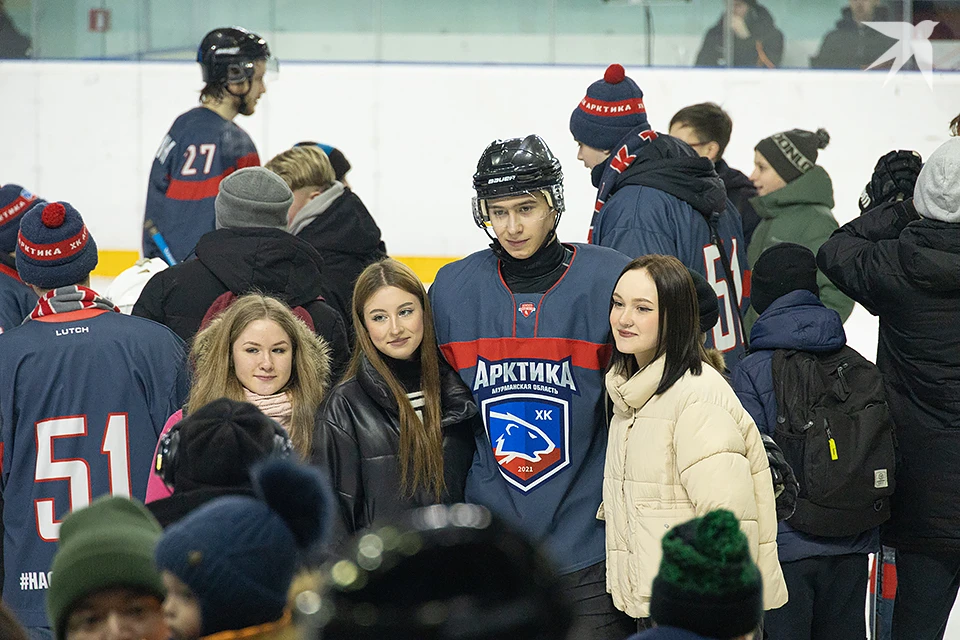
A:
601 356 788 618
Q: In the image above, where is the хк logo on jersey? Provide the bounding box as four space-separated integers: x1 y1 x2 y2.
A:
482 394 569 492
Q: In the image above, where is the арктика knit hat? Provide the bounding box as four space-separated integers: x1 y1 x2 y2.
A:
155 458 335 636
914 137 960 224
215 166 294 230
47 496 165 640
750 242 820 315
16 201 99 289
755 128 830 184
570 63 649 152
0 184 42 254
650 509 763 639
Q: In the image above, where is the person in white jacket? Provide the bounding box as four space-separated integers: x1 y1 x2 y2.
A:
603 253 788 629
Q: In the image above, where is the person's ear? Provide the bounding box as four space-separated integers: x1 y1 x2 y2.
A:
307 188 324 201
705 141 721 162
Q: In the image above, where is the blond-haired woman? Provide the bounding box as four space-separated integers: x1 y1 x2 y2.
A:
146 294 331 502
315 258 477 545
603 254 788 629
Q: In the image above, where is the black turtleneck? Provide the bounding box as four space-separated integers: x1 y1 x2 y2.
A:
381 352 422 394
495 234 573 294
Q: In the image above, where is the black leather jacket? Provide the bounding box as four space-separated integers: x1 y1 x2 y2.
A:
313 353 478 547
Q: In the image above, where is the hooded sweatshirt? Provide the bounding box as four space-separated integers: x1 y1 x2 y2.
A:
590 134 749 372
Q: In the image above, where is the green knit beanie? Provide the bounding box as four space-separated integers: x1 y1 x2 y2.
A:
47 496 165 640
650 509 763 639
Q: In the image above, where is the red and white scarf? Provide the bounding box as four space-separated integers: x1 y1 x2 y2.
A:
28 285 120 321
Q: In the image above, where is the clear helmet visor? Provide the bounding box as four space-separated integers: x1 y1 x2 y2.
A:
472 186 562 230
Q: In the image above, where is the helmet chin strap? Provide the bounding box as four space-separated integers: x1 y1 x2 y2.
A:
225 81 252 114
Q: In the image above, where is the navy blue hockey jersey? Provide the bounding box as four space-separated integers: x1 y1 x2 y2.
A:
0 309 189 626
0 265 36 334
430 243 630 574
144 107 259 262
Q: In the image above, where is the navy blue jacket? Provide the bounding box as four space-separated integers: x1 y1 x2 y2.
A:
590 135 749 372
0 258 36 333
731 289 877 562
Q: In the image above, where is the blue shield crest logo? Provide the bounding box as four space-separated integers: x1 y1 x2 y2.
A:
482 394 569 492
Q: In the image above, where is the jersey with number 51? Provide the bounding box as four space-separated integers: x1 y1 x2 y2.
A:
143 106 260 263
0 308 189 627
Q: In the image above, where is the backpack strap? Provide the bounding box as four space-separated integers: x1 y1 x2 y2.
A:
706 212 748 350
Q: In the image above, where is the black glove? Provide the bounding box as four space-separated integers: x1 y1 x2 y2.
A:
859 150 923 213
761 433 800 521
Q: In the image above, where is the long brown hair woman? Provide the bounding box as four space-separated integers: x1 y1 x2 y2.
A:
314 258 477 545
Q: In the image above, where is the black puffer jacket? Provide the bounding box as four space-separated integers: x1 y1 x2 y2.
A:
818 200 960 552
132 227 350 379
292 189 386 326
716 158 760 243
313 353 478 547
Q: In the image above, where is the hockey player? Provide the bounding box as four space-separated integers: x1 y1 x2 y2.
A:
0 201 189 635
429 135 632 639
570 64 749 372
0 185 41 332
143 26 270 262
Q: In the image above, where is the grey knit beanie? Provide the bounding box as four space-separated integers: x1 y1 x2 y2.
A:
215 167 294 230
914 138 960 224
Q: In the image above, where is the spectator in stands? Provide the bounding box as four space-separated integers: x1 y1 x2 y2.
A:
315 258 477 547
746 128 853 334
0 1 30 59
155 458 333 640
46 496 167 640
604 254 787 629
145 397 294 528
266 146 386 327
669 102 761 242
626 510 766 640
811 0 898 69
0 185 41 332
696 0 784 68
818 137 960 640
732 243 877 640
133 166 350 378
145 294 331 504
570 65 749 372
1 201 188 638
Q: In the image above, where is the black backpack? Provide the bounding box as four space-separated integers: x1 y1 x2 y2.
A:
771 346 897 537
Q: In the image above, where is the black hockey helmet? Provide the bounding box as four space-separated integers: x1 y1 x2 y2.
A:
197 26 272 85
297 504 573 640
472 134 565 230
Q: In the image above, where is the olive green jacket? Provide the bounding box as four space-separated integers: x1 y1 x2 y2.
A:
745 166 854 335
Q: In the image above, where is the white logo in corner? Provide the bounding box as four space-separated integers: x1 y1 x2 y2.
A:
864 21 938 89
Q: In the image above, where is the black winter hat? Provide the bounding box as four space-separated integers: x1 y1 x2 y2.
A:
755 128 830 183
650 509 763 639
688 268 720 334
147 398 292 527
750 242 819 315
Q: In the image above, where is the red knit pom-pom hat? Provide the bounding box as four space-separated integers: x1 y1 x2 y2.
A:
569 63 648 152
16 201 99 289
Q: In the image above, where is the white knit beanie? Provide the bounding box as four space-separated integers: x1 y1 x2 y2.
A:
915 138 960 224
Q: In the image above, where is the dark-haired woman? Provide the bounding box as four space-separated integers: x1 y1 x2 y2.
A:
314 258 477 545
602 254 788 625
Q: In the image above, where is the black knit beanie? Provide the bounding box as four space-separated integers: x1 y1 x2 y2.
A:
650 509 763 639
688 268 720 334
751 242 819 315
755 128 830 183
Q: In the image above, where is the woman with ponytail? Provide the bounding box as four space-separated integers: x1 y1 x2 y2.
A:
314 258 477 545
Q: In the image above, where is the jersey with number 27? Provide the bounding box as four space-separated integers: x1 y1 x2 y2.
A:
0 309 189 627
144 106 260 262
